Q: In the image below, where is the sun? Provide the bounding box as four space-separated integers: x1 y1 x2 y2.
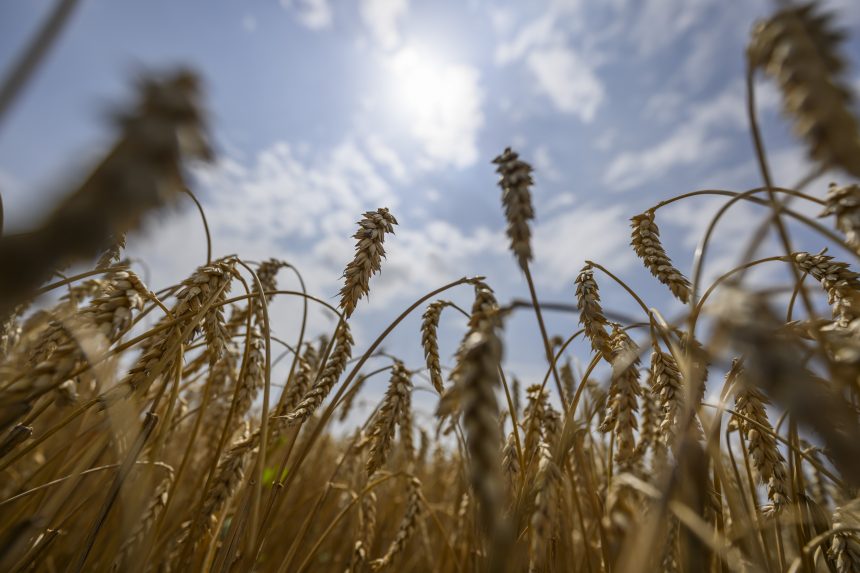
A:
387 47 459 125
382 45 483 165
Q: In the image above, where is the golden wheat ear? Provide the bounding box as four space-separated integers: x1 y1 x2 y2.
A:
493 147 535 271
820 182 860 254
575 265 613 362
749 2 860 177
421 300 453 395
339 208 398 318
366 361 412 476
630 209 692 303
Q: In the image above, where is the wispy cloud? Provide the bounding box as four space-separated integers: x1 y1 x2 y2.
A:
533 202 636 285
629 0 711 57
493 5 604 120
604 81 753 191
280 0 333 30
526 46 603 121
360 0 410 50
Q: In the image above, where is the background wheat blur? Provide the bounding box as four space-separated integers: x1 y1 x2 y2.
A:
2 1 860 572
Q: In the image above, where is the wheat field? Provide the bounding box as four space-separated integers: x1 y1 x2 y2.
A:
2 2 860 572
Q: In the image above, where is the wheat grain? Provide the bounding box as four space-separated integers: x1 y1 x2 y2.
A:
230 327 265 426
189 435 255 547
348 487 378 572
649 349 684 446
502 431 520 484
123 257 236 395
529 441 560 573
96 234 126 270
829 500 860 573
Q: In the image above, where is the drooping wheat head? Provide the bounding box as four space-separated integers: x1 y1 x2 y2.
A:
630 210 692 303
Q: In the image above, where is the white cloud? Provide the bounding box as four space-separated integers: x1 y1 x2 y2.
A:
242 15 257 32
493 4 603 121
281 0 333 30
594 128 617 152
533 202 635 284
643 90 686 125
369 221 504 305
526 46 603 121
630 0 711 57
489 7 516 36
494 13 560 65
365 135 408 182
360 0 409 50
605 125 729 192
533 145 561 182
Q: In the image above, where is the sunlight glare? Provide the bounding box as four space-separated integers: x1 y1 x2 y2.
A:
385 46 483 166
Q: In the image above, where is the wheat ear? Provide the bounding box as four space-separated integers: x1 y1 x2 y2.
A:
493 147 535 271
339 208 398 318
749 2 860 177
630 210 691 303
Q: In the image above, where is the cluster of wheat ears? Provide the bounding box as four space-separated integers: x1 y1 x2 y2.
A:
2 2 860 572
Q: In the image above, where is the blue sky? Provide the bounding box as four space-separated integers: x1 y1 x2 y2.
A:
2 0 860 416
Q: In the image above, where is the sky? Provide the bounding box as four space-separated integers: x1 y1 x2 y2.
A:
2 0 860 419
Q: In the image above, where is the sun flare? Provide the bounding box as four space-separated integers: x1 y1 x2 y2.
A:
384 46 483 165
